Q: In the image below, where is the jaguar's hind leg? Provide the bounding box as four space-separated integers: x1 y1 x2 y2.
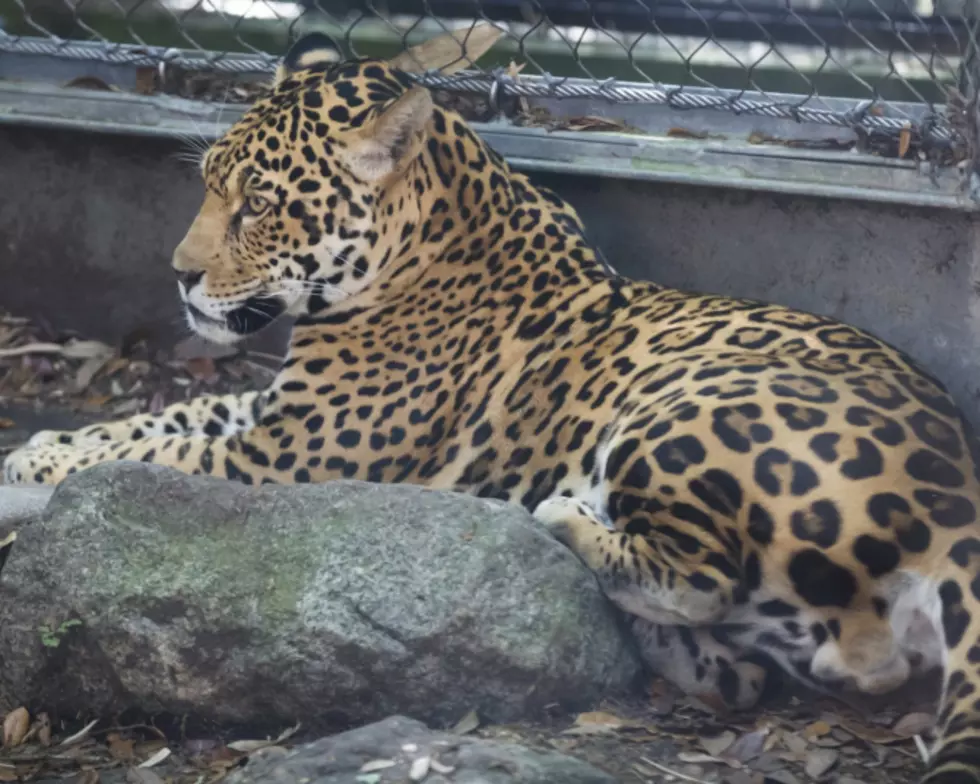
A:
632 619 772 712
534 496 735 626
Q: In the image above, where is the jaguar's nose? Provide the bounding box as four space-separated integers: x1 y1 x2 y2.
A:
175 269 205 290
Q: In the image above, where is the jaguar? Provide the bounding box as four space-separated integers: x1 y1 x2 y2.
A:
5 24 980 782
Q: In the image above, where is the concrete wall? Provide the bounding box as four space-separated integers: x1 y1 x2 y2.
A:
541 173 980 425
1 124 978 423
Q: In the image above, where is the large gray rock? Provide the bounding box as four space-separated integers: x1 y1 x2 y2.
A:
0 485 54 528
225 715 618 784
0 463 639 730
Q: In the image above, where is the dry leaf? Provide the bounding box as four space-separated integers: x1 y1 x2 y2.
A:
783 732 809 756
149 391 166 415
451 709 480 735
839 718 903 745
563 115 629 133
173 335 238 361
226 739 276 753
74 356 111 391
0 342 62 359
409 756 431 781
726 727 769 762
108 732 136 761
700 730 736 757
360 759 396 773
3 707 29 748
137 747 171 768
126 770 164 784
37 712 51 747
60 718 99 746
898 123 912 158
574 711 624 728
135 738 168 756
80 394 112 412
185 357 218 383
63 75 115 92
676 751 724 764
561 722 618 737
62 339 115 360
0 418 12 429
0 765 17 782
892 712 933 738
205 747 247 774
111 398 142 416
134 67 157 96
764 770 801 784
803 720 832 740
810 734 843 748
226 722 302 753
103 357 131 377
430 758 455 774
804 748 839 778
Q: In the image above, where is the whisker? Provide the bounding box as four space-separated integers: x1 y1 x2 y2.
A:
170 132 211 170
213 85 231 140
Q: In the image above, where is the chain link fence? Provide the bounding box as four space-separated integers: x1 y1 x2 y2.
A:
0 0 977 164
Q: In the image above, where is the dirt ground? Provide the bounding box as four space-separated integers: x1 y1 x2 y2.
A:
0 683 941 784
0 308 941 783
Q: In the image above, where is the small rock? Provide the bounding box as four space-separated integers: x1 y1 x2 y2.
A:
0 463 640 730
224 715 619 784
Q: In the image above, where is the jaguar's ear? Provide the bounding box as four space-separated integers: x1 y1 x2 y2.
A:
389 22 503 75
275 32 342 87
343 87 433 182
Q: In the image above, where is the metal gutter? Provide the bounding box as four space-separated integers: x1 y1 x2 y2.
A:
0 79 970 211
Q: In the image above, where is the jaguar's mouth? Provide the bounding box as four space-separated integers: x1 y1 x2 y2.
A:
185 302 224 327
226 297 287 335
184 296 287 344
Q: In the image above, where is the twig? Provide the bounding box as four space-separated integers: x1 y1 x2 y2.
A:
245 351 283 364
640 756 711 784
59 718 100 747
242 360 279 377
138 747 172 767
914 734 931 765
93 723 167 740
0 340 114 361
0 343 65 358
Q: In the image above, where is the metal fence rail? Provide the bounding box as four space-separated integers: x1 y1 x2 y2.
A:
0 0 976 165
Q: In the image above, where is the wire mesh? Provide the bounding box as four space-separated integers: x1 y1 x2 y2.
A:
0 0 975 160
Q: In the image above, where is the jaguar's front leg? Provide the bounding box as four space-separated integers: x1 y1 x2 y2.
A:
25 391 271 449
3 427 276 486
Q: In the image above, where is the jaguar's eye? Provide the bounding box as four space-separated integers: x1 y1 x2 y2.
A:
241 194 271 217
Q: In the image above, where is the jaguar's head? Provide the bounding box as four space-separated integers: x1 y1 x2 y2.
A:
172 24 502 344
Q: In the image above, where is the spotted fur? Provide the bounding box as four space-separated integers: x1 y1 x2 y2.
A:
5 27 980 782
